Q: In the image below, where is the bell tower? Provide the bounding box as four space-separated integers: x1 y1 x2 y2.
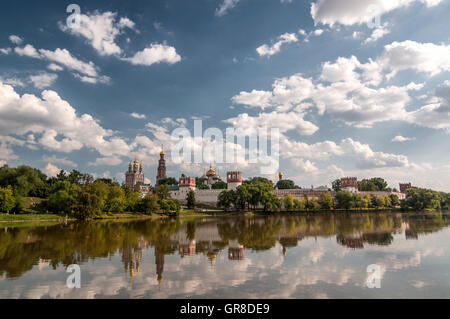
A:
156 146 167 185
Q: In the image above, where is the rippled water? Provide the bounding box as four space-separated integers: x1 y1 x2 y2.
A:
1 212 450 299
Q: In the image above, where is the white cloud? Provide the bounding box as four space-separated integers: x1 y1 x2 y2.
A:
215 0 240 17
9 35 23 45
310 0 444 27
290 158 319 173
14 44 108 84
42 155 77 168
225 111 319 136
89 156 123 166
130 112 146 119
43 163 61 178
0 48 11 55
0 81 131 157
257 33 298 57
161 117 187 126
232 40 450 130
364 23 390 44
379 40 450 77
406 80 450 131
124 43 181 66
39 48 99 77
392 135 416 142
60 11 137 56
0 77 25 87
232 74 315 111
15 44 40 58
47 63 64 72
29 73 58 89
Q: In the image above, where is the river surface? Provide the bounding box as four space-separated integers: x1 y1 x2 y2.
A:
1 212 450 299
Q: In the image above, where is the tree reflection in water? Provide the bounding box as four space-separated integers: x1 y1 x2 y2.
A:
0 212 449 281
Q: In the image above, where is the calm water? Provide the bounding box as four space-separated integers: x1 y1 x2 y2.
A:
1 212 450 299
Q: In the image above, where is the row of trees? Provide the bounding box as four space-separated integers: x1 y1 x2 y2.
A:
332 177 398 192
0 164 181 217
401 188 450 210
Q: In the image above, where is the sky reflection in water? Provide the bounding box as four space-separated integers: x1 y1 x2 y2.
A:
1 212 450 299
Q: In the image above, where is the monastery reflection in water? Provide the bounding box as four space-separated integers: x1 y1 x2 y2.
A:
1 213 450 282
116 213 450 283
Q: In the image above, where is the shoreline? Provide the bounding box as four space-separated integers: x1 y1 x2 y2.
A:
1 208 447 224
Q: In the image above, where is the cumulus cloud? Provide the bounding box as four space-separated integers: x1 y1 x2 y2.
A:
88 156 123 166
225 111 319 136
124 43 181 66
310 0 444 26
364 23 390 44
47 63 64 72
257 33 298 57
29 72 58 89
0 81 131 157
0 48 11 55
232 74 315 111
232 39 450 130
379 40 450 78
15 44 40 58
42 155 77 168
14 44 108 84
60 11 136 56
406 80 450 131
43 163 61 178
9 35 23 45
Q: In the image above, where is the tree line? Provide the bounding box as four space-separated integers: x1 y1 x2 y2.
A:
0 164 180 218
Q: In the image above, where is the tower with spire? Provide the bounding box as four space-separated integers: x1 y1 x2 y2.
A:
156 145 167 186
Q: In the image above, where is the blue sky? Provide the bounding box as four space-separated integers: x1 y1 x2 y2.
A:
0 0 449 191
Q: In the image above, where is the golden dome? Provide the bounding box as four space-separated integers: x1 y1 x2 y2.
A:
206 165 216 177
160 150 165 156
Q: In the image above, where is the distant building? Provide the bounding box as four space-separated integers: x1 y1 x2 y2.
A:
156 148 167 185
341 177 358 193
227 171 243 191
179 176 196 191
125 157 151 196
201 165 222 188
400 183 412 194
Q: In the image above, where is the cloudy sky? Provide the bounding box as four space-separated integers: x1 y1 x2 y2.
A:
0 0 449 190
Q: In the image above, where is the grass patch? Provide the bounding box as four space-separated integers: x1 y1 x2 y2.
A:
0 213 66 222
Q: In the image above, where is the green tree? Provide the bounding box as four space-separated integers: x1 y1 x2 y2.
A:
153 184 171 200
0 186 15 213
283 194 295 210
125 190 141 212
332 179 341 192
106 185 126 213
335 191 354 210
211 181 227 190
293 198 305 210
318 192 333 209
217 190 233 211
158 177 178 186
142 193 160 214
276 180 300 190
186 190 196 209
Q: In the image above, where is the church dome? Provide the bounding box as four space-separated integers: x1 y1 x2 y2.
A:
206 165 216 177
